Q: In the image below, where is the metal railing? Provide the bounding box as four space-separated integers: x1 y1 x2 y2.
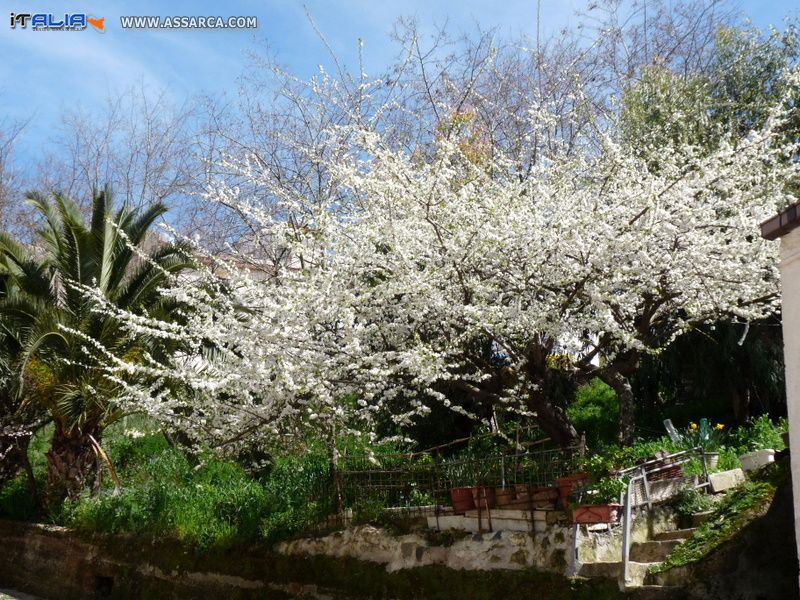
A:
620 446 710 584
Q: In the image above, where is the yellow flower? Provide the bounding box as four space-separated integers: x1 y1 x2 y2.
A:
689 422 698 431
715 423 725 431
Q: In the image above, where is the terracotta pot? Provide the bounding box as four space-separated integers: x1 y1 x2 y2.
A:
471 486 496 509
532 486 559 501
513 483 532 499
495 487 516 506
556 473 589 505
450 487 475 514
571 503 621 524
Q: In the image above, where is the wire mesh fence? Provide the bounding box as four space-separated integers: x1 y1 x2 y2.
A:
617 446 709 508
337 445 581 513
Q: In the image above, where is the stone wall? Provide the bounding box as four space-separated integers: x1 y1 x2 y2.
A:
276 524 571 573
275 507 678 578
0 520 624 600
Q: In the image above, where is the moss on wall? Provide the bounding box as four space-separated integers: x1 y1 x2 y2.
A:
0 520 623 600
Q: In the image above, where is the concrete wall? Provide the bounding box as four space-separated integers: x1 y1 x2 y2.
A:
0 520 623 600
780 227 800 571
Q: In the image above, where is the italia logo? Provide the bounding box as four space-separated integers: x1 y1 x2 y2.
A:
9 12 105 32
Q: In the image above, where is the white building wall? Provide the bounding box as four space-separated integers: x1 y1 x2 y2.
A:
779 227 800 570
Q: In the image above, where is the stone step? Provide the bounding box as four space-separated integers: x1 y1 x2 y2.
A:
578 560 658 585
426 515 466 530
625 562 662 587
652 528 696 541
629 540 682 562
578 560 623 579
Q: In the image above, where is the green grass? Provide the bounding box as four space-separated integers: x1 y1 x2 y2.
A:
0 418 335 551
652 460 788 573
55 430 336 550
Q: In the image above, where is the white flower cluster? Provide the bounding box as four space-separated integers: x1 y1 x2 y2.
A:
87 68 798 452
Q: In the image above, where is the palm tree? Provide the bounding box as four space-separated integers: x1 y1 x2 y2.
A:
0 188 193 504
0 238 52 497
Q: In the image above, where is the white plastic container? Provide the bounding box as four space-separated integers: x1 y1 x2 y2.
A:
738 449 775 472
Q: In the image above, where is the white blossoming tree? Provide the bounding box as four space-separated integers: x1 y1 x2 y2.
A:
90 61 798 451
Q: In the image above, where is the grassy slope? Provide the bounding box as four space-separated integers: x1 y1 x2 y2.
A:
653 459 789 573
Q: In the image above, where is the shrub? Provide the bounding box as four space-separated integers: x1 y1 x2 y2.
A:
59 448 271 549
0 475 39 521
731 415 787 453
568 379 619 449
672 486 713 517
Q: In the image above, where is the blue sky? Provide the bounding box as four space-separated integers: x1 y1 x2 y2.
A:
1 0 798 162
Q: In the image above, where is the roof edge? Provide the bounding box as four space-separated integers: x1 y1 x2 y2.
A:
761 201 800 241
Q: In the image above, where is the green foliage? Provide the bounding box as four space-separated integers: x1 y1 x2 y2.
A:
568 379 619 449
0 189 194 474
580 477 627 505
58 445 269 549
0 475 39 520
717 447 741 471
710 25 800 142
52 429 334 550
671 486 714 518
580 437 682 474
654 461 788 573
729 415 787 453
682 419 728 452
621 64 716 158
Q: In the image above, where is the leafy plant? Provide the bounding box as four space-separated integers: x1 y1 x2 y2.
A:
571 476 627 506
589 477 628 505
672 486 714 517
731 415 787 453
568 379 619 449
684 418 727 452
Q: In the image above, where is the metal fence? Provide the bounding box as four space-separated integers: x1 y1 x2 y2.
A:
619 446 711 583
337 445 581 511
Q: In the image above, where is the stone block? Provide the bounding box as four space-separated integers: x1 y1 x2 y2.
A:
709 468 745 493
426 515 466 530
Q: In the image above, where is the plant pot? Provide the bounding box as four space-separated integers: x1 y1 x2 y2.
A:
531 486 559 507
508 486 558 509
704 452 720 471
739 449 775 472
450 487 475 514
471 486 496 509
571 503 621 524
513 483 532 498
556 473 589 506
495 486 515 507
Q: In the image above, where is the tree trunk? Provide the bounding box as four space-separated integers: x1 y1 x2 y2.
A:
0 427 32 489
528 388 581 448
45 424 101 508
602 370 637 446
327 422 342 515
732 386 751 425
523 339 581 448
